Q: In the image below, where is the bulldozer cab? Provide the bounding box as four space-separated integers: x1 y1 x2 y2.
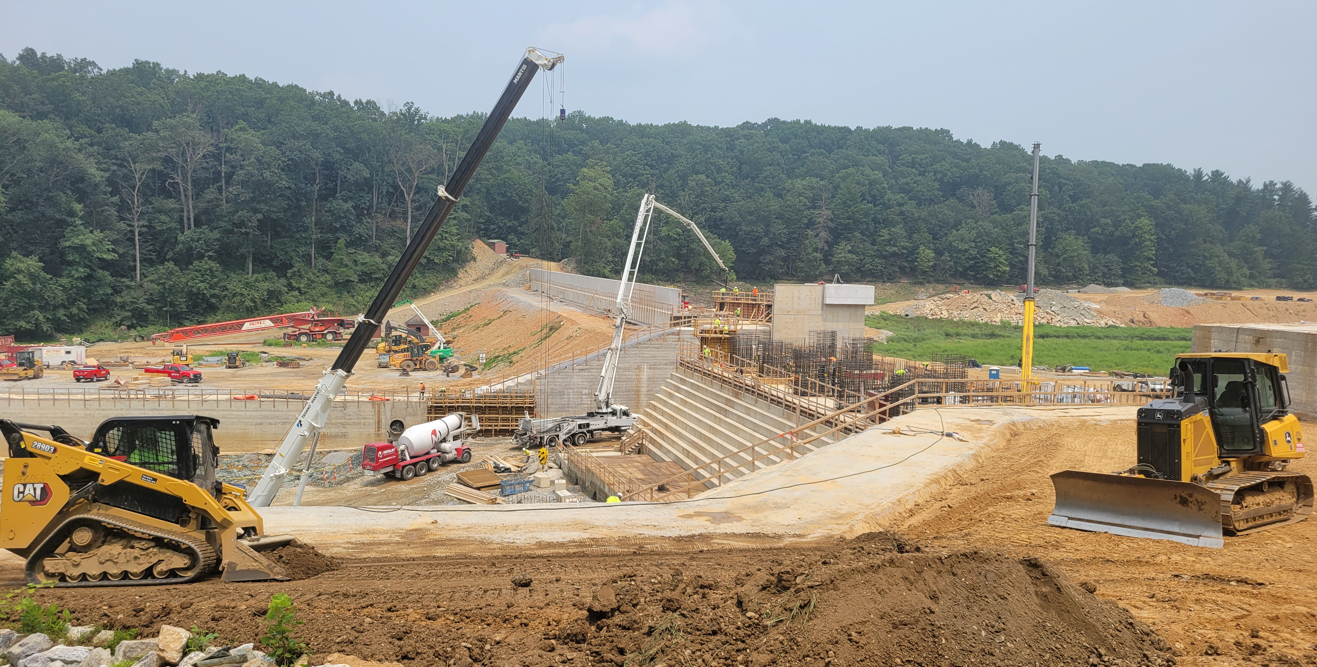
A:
85 416 220 496
1176 355 1290 459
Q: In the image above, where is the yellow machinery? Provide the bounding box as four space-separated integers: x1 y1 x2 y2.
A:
0 351 44 381
1050 353 1313 547
0 416 292 585
171 346 194 365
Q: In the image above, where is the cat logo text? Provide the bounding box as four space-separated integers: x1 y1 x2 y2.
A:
11 483 51 507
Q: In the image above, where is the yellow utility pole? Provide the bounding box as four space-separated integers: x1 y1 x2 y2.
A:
1021 142 1041 382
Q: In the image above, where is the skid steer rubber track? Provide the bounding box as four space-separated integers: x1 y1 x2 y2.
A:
27 511 218 587
1207 471 1314 535
1048 470 1225 548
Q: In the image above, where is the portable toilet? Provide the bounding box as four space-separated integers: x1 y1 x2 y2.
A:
988 366 1000 380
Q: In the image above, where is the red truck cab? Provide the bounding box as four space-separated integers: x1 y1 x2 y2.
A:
145 363 203 383
362 441 471 480
73 365 110 382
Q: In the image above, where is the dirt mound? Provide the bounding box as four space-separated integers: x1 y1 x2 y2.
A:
264 541 339 580
560 534 1172 667
902 289 1122 327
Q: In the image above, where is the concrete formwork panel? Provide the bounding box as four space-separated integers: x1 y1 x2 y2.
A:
772 283 872 342
1193 322 1317 419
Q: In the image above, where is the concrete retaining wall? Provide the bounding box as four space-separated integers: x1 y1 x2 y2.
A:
506 331 685 417
0 396 426 453
772 283 871 342
529 269 680 326
1193 323 1317 419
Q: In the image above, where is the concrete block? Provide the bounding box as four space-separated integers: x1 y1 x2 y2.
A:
554 490 572 501
552 478 567 491
532 472 552 488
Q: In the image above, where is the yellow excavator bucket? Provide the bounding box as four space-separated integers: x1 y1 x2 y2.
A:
1048 470 1225 548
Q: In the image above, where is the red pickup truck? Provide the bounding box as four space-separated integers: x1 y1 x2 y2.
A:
73 365 110 382
144 364 202 383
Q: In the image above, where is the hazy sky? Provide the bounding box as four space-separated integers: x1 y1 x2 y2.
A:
3 1 1314 195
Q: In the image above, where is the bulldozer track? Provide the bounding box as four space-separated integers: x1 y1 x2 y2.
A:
26 510 218 588
1207 471 1315 535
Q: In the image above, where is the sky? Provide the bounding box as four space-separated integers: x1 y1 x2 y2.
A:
2 1 1314 195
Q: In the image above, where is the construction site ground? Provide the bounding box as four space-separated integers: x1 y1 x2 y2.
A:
874 286 1317 328
29 244 620 394
6 406 1315 665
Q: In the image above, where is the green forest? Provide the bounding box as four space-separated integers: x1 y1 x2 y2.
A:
1 48 1314 338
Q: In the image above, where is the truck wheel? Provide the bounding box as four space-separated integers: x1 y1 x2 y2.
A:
428 457 442 471
574 432 588 447
324 331 338 341
297 333 312 343
424 358 439 371
414 462 428 477
400 464 416 481
460 449 472 464
401 360 416 372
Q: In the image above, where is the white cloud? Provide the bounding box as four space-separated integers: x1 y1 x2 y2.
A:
538 2 719 57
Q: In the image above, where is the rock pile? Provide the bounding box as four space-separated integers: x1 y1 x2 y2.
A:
1144 288 1209 307
901 289 1122 327
1077 284 1130 294
0 625 350 667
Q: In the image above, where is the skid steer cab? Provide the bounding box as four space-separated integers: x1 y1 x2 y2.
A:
0 416 294 586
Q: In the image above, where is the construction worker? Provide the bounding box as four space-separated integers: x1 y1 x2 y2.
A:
752 287 758 297
733 286 739 294
735 307 741 319
714 317 722 331
719 287 726 294
419 381 426 399
895 368 907 377
703 346 712 364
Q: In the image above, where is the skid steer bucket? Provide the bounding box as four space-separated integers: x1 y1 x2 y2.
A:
1048 470 1225 548
221 532 294 583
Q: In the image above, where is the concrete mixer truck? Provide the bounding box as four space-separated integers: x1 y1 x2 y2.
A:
361 412 481 481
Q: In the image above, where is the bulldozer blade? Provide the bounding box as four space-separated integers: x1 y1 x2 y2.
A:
221 533 291 583
1048 470 1224 548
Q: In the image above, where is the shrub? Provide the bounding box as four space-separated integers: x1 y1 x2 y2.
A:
260 594 309 667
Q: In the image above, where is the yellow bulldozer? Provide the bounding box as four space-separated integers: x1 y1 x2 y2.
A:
1050 352 1313 547
0 416 292 585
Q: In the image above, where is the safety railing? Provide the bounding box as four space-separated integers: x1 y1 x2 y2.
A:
0 387 433 407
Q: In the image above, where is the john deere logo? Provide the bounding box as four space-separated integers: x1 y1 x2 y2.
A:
12 483 51 506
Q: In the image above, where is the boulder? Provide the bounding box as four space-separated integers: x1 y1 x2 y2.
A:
67 627 96 644
131 652 162 667
90 631 114 648
156 626 192 664
0 629 19 652
178 651 210 667
8 634 54 666
78 647 112 667
26 646 92 667
113 640 159 663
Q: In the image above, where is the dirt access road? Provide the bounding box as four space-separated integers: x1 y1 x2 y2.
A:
6 413 1315 665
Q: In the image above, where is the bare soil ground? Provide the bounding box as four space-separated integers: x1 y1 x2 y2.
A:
7 415 1315 666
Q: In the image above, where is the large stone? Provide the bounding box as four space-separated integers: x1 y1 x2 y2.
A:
7 634 54 666
113 640 159 663
90 631 114 648
79 647 112 667
25 646 92 667
178 651 209 667
156 626 192 664
131 652 162 667
0 629 20 652
67 627 96 644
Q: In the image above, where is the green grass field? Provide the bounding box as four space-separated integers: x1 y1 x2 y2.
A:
868 313 1191 375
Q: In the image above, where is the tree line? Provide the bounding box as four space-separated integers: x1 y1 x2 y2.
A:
1 48 1313 338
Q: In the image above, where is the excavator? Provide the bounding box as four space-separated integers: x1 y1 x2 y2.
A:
0 416 290 585
1050 352 1313 547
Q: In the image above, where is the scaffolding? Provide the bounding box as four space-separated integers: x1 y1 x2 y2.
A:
426 388 537 436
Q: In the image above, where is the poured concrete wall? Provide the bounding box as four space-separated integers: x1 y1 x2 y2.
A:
772 283 873 342
0 396 426 453
1193 323 1317 419
504 330 685 417
529 269 680 326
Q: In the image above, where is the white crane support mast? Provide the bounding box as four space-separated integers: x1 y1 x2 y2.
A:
246 47 562 507
406 302 449 353
592 194 726 412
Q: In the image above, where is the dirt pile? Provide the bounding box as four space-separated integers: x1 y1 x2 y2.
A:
34 534 1175 667
902 289 1123 327
264 541 340 580
1079 284 1130 294
1143 289 1208 307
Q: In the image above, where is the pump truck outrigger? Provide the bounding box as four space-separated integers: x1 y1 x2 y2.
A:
0 416 291 586
1049 352 1314 547
244 47 564 507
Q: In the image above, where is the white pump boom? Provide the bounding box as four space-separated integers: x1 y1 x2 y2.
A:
592 194 728 412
